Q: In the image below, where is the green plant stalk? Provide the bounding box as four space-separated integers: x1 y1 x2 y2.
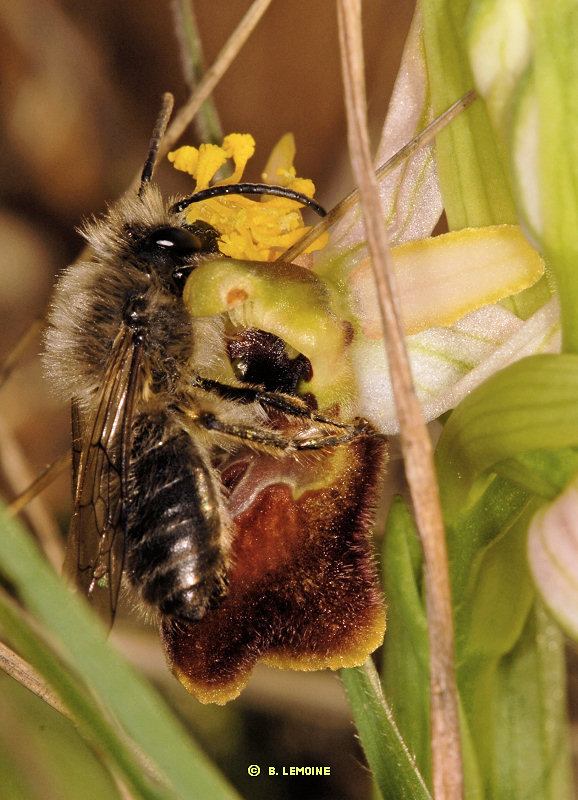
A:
170 0 223 144
380 498 430 782
340 660 432 800
381 498 485 797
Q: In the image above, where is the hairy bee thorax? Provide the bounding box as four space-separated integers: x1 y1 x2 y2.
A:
43 183 223 413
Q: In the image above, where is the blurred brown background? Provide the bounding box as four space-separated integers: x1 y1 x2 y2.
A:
0 3 419 799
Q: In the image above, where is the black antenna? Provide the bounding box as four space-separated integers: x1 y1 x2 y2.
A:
139 93 175 196
170 183 327 217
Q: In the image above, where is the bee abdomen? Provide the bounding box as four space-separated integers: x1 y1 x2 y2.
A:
125 412 229 622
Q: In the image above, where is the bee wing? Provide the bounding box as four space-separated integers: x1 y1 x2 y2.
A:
64 327 142 626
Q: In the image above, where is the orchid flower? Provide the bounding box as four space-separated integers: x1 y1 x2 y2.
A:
158 2 565 717
166 4 578 797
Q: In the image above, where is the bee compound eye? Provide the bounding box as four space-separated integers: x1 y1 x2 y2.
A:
136 226 211 293
145 226 204 255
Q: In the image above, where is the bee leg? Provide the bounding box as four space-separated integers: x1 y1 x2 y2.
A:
195 411 382 451
290 418 384 450
192 375 361 431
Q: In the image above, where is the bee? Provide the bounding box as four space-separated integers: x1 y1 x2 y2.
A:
43 95 385 660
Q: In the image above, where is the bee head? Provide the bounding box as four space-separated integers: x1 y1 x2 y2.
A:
127 220 220 294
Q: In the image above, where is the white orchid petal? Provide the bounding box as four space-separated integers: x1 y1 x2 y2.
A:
356 298 560 434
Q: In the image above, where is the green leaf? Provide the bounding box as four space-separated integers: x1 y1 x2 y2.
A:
0 505 240 800
380 498 430 782
340 660 432 800
490 604 572 799
496 447 578 500
446 476 529 605
435 353 578 519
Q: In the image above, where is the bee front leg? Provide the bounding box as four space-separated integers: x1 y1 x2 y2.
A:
195 411 382 452
192 374 366 431
290 418 382 450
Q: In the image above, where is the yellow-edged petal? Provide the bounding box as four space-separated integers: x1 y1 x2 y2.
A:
349 225 546 338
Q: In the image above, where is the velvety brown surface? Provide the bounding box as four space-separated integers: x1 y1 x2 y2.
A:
162 435 386 704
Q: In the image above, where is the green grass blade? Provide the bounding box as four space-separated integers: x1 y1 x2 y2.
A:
0 505 241 800
0 592 170 800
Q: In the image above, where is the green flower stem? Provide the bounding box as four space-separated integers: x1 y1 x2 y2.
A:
380 499 430 780
381 498 485 796
340 659 432 800
170 0 223 144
